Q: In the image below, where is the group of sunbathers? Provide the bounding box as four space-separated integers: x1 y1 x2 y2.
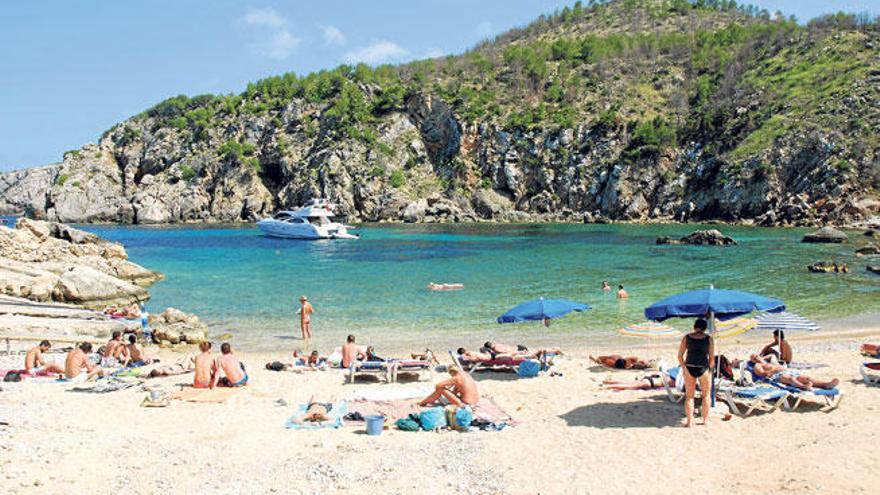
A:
456 342 563 363
102 304 141 319
97 331 154 368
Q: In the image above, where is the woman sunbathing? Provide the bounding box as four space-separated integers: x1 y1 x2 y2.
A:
590 355 655 370
148 355 195 378
749 355 839 390
602 372 675 390
291 396 334 424
860 344 880 358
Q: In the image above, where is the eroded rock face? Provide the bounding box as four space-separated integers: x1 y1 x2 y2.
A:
0 219 161 307
802 226 849 243
150 307 209 345
656 229 737 246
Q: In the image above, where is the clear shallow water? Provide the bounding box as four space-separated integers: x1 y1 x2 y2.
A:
79 222 880 353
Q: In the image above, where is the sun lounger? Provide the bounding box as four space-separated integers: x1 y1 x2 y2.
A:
449 350 529 373
860 362 880 386
718 385 788 417
346 361 392 384
743 362 843 411
389 360 433 383
660 367 690 403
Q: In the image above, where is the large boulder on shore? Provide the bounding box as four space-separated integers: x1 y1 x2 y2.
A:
656 229 737 246
150 307 209 345
802 226 848 243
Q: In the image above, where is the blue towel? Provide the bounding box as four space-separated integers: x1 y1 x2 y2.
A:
733 386 786 399
284 401 348 429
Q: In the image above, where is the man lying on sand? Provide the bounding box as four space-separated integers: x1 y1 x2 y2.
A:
193 342 216 388
602 372 674 390
65 343 105 381
750 354 839 390
292 395 334 424
419 366 479 407
24 340 65 376
590 355 655 370
212 343 248 388
149 355 195 378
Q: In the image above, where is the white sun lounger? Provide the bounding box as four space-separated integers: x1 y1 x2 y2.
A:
860 363 880 386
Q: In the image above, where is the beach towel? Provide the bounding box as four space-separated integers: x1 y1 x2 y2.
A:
171 387 242 403
70 378 140 393
346 396 516 426
284 401 348 430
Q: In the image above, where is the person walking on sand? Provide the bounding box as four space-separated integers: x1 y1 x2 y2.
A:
677 318 713 427
297 296 314 340
616 284 629 299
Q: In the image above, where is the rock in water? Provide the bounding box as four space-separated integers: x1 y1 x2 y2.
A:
656 229 737 246
802 226 848 243
855 244 880 256
868 265 879 275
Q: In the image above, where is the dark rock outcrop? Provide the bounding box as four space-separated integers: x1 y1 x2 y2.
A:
802 226 849 243
656 229 737 246
856 244 880 255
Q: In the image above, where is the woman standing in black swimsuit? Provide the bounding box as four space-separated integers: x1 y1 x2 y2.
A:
677 318 714 427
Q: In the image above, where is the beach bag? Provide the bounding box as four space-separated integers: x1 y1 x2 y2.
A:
419 407 447 430
445 405 473 431
395 413 421 431
516 359 541 378
3 371 22 382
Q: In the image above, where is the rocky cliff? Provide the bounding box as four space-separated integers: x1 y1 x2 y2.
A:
1 0 878 226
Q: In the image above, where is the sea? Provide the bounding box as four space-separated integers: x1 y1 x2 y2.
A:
65 221 880 353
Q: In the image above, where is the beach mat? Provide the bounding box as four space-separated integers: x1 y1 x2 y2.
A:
71 379 140 393
285 401 348 430
172 387 241 403
345 395 515 425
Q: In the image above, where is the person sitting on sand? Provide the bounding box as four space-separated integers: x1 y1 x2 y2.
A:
860 343 880 358
292 395 334 424
590 355 655 370
750 354 839 391
149 355 195 378
192 342 216 388
212 343 247 388
617 284 629 299
100 331 130 367
64 343 104 381
341 335 365 368
419 366 479 407
24 340 65 376
364 346 384 362
125 334 153 367
760 330 792 364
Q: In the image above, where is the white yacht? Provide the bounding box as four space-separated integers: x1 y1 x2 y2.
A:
257 199 358 240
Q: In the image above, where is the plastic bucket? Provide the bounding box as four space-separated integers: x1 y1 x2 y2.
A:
365 415 385 436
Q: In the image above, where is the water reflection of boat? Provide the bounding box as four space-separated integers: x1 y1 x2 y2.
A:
256 199 358 240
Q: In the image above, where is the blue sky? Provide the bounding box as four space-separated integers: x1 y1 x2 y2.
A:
1 0 877 171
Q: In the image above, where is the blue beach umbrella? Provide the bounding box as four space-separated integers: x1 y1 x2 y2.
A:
497 297 590 324
645 286 785 404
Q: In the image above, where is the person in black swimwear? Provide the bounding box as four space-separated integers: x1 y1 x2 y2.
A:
677 318 714 427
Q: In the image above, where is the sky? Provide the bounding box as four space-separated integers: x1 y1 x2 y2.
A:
1 0 877 171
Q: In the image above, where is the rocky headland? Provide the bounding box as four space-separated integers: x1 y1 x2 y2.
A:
0 1 877 227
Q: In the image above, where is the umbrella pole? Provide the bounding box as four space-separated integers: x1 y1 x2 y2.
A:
709 310 716 407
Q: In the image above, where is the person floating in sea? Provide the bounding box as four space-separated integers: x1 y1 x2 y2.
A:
677 318 714 428
419 366 479 408
760 329 793 365
24 340 65 376
427 282 464 291
297 295 314 340
65 342 105 382
212 343 248 388
617 284 629 299
602 280 611 291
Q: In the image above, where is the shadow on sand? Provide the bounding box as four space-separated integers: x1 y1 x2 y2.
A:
559 396 681 429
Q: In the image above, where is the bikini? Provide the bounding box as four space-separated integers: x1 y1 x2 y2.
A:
685 334 710 378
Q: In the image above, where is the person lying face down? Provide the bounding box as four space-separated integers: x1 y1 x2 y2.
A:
589 355 655 370
749 354 839 391
418 367 479 408
292 395 334 424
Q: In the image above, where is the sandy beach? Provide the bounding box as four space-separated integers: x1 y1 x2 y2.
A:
2 325 879 495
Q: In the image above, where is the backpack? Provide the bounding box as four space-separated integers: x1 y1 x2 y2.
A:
419 407 447 430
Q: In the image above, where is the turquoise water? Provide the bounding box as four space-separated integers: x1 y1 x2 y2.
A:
80 223 880 352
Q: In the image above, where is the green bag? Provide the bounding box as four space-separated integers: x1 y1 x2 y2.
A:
395 413 421 431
